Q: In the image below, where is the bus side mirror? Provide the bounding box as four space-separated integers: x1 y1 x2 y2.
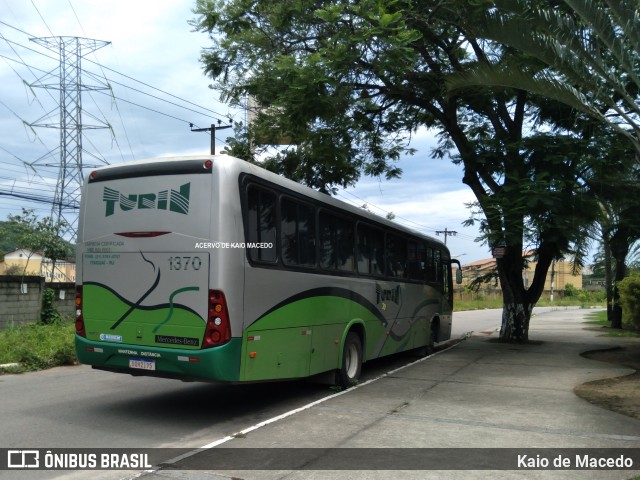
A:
451 259 462 284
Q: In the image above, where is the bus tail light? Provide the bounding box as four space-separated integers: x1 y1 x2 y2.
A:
75 286 86 337
203 290 231 348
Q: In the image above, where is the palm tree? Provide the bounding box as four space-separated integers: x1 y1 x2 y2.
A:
447 0 640 152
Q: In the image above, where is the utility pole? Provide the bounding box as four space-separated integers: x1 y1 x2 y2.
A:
190 121 232 154
29 36 111 240
435 228 458 245
550 259 556 302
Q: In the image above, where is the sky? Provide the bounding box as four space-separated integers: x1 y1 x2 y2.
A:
0 0 487 262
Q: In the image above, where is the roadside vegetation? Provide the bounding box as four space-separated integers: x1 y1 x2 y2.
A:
454 288 606 312
0 288 611 374
0 318 76 373
584 310 640 338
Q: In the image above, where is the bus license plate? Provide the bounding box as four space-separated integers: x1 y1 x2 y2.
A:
129 359 155 371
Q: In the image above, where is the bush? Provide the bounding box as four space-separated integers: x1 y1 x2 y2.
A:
564 283 578 297
40 288 61 324
0 320 76 371
617 273 640 329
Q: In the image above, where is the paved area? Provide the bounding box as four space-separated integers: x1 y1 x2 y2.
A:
139 308 640 479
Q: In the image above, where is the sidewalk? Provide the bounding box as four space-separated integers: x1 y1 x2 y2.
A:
142 309 640 479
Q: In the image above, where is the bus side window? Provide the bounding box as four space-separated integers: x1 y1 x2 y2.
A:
434 249 442 285
281 198 316 267
247 186 277 263
320 212 355 271
426 247 442 283
407 240 426 282
357 224 384 276
386 233 407 279
442 257 452 303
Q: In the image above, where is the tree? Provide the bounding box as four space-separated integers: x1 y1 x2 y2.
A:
193 0 600 341
578 126 640 328
599 203 640 328
447 0 640 153
5 209 72 283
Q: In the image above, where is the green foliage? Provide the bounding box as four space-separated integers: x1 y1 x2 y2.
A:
564 283 578 297
584 310 640 337
454 288 606 311
448 0 640 153
0 320 76 372
40 288 61 325
0 220 23 255
192 0 618 340
618 273 640 329
7 209 72 259
5 209 73 279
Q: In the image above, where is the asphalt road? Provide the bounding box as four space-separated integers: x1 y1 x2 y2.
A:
450 306 579 339
0 308 536 449
0 307 569 479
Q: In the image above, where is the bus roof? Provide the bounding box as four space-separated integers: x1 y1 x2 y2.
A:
89 154 446 249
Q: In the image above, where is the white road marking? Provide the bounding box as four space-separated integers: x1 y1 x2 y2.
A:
124 340 463 479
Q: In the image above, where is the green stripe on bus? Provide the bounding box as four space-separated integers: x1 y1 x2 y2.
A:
83 284 206 349
239 294 432 381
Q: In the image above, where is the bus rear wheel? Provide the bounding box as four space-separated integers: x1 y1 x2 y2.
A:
336 332 362 389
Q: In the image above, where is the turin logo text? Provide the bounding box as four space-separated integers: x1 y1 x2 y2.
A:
103 183 190 217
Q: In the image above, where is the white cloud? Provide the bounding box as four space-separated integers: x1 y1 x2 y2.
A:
0 1 490 263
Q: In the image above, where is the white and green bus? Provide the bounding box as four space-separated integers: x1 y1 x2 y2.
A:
75 155 461 387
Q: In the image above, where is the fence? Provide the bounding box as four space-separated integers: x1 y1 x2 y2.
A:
0 276 75 330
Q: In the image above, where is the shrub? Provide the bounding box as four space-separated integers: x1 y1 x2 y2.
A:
0 320 76 371
617 273 640 329
40 288 61 324
564 283 578 297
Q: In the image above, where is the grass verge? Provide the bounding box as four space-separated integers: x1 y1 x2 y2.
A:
454 298 606 312
584 311 640 338
0 320 77 373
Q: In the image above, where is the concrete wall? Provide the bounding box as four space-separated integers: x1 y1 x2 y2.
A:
0 276 75 330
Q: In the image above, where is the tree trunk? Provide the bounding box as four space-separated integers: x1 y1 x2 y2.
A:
496 241 553 343
500 302 533 342
611 257 626 329
610 235 629 329
603 233 613 323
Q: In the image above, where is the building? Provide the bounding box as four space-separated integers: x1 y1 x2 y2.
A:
0 249 76 283
462 252 582 293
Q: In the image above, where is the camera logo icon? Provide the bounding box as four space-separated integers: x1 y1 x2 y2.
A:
7 450 40 468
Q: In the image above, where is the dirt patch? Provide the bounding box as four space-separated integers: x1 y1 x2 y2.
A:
574 345 640 421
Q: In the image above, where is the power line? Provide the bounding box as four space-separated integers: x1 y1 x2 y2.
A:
1 22 227 124
29 0 55 36
90 88 201 126
336 187 477 243
84 70 218 121
83 57 231 122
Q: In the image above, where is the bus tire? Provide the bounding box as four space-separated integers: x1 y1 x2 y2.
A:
337 332 362 389
427 319 439 354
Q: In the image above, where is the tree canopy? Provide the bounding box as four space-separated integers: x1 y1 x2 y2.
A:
3 209 73 279
446 0 640 152
193 0 610 340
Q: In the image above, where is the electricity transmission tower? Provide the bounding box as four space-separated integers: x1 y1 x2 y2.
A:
29 36 111 239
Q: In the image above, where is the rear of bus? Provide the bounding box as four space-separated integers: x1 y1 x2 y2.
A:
75 156 242 382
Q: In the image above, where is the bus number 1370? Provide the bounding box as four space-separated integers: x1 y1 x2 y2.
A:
168 256 202 270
